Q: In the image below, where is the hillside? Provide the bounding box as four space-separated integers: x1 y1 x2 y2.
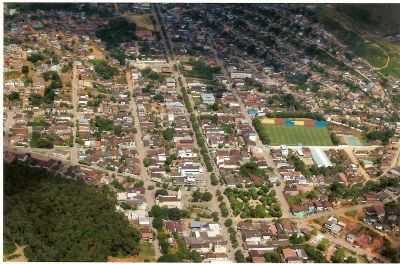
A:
4 160 140 261
317 4 400 79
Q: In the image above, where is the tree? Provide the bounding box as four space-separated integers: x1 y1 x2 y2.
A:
330 133 340 145
155 189 168 197
345 256 357 263
7 92 20 101
224 219 233 227
235 250 246 263
202 192 213 202
143 157 152 167
317 238 330 252
163 128 175 141
152 217 163 230
158 253 180 262
331 248 346 263
211 212 219 222
95 17 137 49
27 52 44 63
90 60 118 80
4 161 140 261
109 48 127 65
210 173 218 186
189 250 202 262
239 162 265 178
264 251 282 262
303 244 326 263
21 65 29 75
289 233 306 245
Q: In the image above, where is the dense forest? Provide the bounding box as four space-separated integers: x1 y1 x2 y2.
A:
4 160 140 261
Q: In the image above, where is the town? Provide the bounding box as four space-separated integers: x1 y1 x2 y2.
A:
3 3 400 263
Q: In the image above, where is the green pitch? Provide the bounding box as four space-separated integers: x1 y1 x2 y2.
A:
262 125 333 146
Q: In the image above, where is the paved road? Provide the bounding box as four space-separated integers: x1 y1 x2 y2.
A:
268 145 382 151
153 4 239 260
207 36 291 219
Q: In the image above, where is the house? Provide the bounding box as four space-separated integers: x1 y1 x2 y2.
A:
179 162 202 184
156 190 182 209
249 250 268 263
164 220 184 234
201 93 215 105
140 227 153 241
355 234 371 248
290 204 307 218
281 247 308 263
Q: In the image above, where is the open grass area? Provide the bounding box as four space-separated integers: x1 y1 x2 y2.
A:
107 242 155 262
378 41 400 79
319 6 400 78
260 124 333 146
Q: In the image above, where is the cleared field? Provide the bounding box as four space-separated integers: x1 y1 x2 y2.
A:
261 125 333 146
124 14 155 31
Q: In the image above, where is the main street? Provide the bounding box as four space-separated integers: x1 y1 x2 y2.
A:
207 35 291 219
153 4 242 260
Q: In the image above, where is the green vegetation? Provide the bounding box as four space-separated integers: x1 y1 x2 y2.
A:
192 190 213 202
157 238 201 262
29 71 63 105
94 116 114 133
379 41 400 79
329 177 400 200
30 131 55 148
317 238 330 252
319 9 387 68
141 67 165 82
27 52 45 64
184 58 221 80
224 186 282 218
4 161 140 261
95 17 136 49
9 3 81 12
94 83 110 94
289 233 310 245
365 128 394 145
190 113 213 172
7 91 20 101
234 250 245 263
109 48 127 65
253 118 271 144
219 202 229 217
305 45 346 68
264 251 282 262
266 111 326 121
239 162 266 178
90 59 118 80
303 244 327 263
162 127 175 141
4 240 17 255
149 205 189 222
21 65 29 75
331 247 357 263
255 123 333 146
268 93 305 111
224 218 233 227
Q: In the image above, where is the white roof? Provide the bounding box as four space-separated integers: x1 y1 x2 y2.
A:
311 148 332 168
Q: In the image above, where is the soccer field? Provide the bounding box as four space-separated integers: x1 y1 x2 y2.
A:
262 125 333 146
